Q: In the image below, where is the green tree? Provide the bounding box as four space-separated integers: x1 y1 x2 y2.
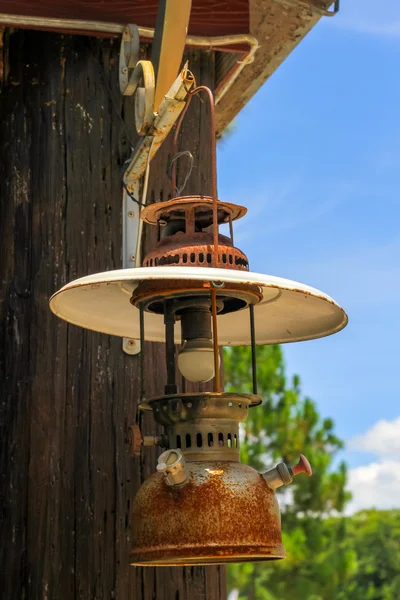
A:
335 510 400 600
224 345 352 600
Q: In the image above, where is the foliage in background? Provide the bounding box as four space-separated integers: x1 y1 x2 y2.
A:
224 346 400 600
334 510 400 600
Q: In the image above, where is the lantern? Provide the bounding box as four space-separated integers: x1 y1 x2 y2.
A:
49 85 347 566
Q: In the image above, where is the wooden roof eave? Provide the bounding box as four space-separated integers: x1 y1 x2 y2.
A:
215 0 336 134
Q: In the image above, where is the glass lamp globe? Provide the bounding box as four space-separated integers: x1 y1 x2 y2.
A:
177 339 220 383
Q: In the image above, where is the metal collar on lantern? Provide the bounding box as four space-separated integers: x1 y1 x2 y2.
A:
49 83 348 567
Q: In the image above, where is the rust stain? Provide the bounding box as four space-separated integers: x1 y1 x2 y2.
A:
131 461 285 565
142 233 249 271
140 195 247 226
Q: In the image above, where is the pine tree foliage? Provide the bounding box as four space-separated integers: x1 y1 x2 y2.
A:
224 345 351 599
224 346 400 599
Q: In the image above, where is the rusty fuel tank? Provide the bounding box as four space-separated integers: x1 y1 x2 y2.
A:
130 392 311 566
131 460 284 566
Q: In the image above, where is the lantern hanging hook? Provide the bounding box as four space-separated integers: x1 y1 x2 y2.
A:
171 86 219 267
171 86 218 201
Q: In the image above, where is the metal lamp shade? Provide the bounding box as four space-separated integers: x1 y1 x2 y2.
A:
49 266 348 345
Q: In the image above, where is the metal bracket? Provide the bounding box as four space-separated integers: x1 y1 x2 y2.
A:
119 3 195 356
119 24 140 95
122 179 141 355
119 25 156 135
120 68 194 355
273 0 339 17
122 180 140 270
323 0 340 17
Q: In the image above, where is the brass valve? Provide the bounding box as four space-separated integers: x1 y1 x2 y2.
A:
262 454 312 490
129 424 169 457
156 449 190 487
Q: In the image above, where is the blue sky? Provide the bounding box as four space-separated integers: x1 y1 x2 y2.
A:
218 0 400 512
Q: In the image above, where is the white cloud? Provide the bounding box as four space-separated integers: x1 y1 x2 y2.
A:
349 417 400 459
347 460 400 514
346 417 400 513
331 0 400 38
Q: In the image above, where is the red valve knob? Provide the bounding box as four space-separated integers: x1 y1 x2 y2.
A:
291 454 312 477
129 424 143 457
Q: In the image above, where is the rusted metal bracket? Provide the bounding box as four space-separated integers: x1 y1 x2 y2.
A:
119 0 191 112
150 0 192 110
119 24 140 95
121 65 194 355
273 0 339 17
119 2 194 356
126 67 194 261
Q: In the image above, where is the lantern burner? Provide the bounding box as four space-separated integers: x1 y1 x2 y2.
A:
144 392 261 462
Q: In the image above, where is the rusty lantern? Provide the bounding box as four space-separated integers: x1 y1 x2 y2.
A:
49 86 348 566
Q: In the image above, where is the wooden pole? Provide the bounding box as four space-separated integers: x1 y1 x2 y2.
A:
0 30 226 600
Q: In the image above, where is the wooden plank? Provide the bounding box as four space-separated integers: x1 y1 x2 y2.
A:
0 29 226 600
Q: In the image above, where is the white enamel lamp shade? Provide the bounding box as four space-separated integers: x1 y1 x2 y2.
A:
49 267 348 346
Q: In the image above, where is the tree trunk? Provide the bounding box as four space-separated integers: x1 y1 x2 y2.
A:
0 29 226 600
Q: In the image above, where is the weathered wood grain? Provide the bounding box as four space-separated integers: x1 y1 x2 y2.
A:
0 30 226 600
